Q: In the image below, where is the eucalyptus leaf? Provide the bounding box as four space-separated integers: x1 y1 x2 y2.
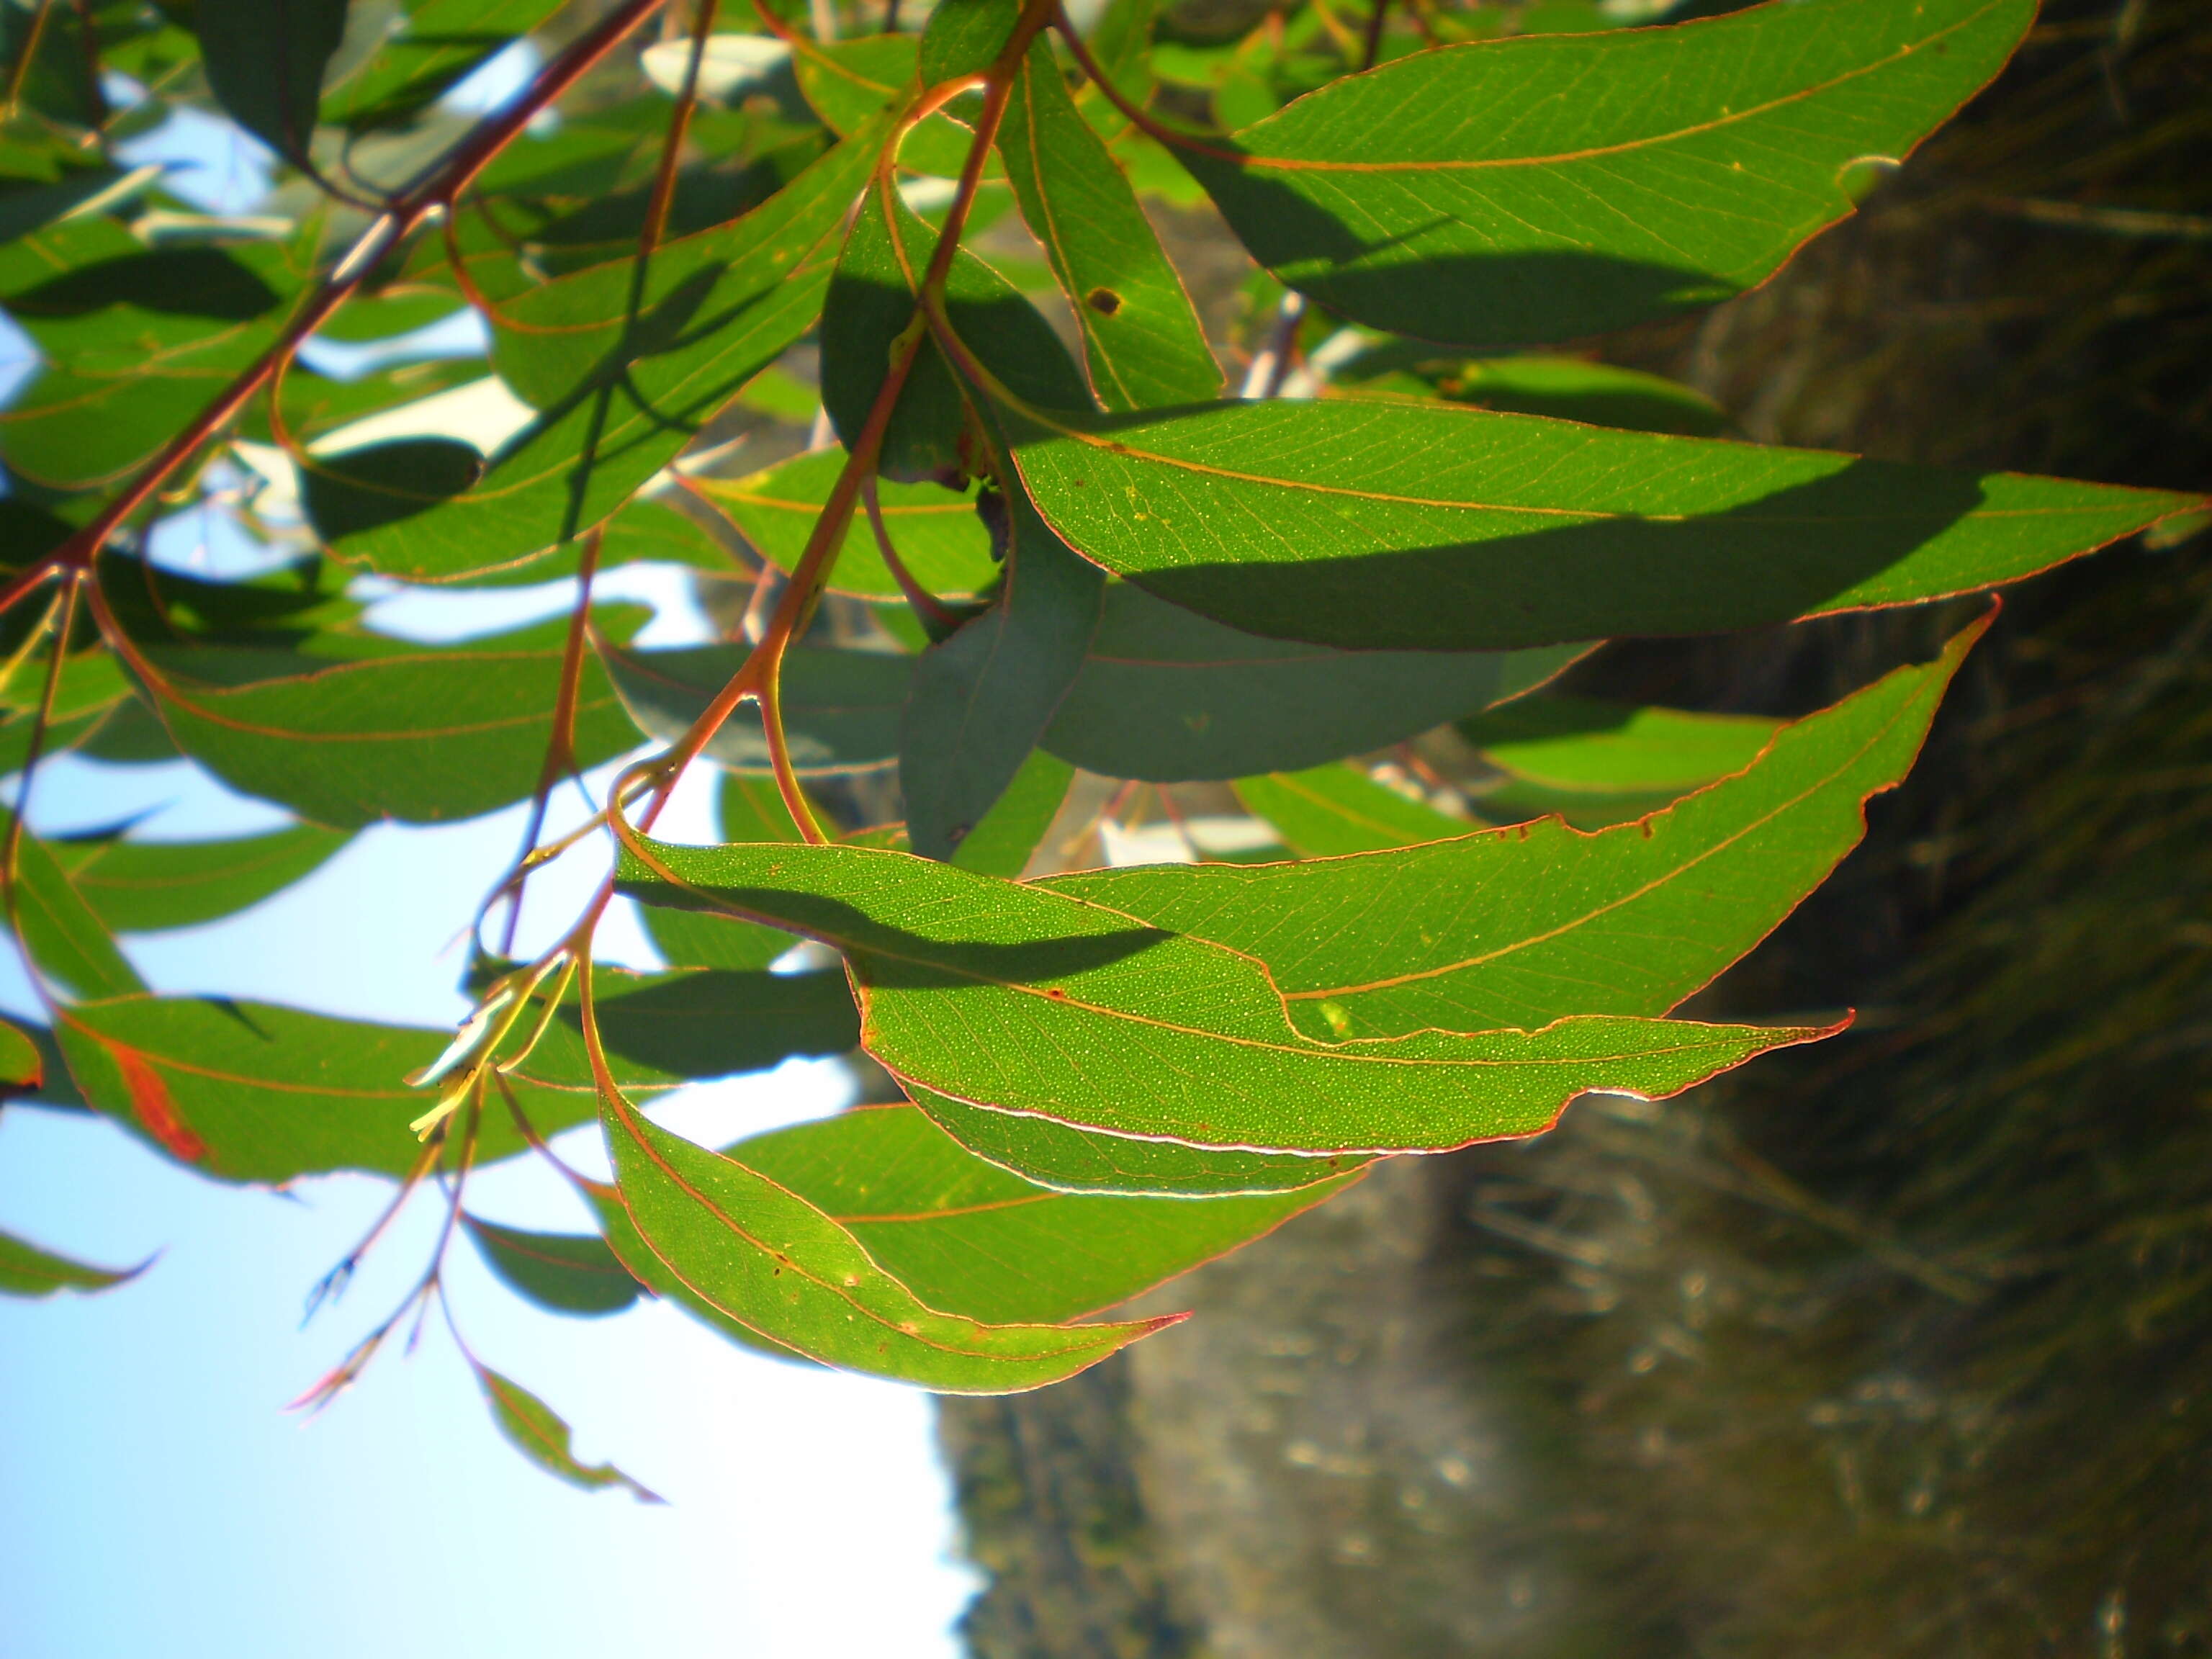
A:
1181 0 2037 345
472 1362 662 1500
1049 621 1987 1040
0 1229 143 1298
1005 397 2198 651
1234 764 1470 858
616 837 1829 1154
1043 581 1581 781
53 824 353 933
464 1214 644 1317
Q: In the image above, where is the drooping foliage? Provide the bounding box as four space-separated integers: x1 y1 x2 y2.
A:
0 0 2195 1497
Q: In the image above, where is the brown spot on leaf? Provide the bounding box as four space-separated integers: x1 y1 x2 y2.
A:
1087 287 1122 316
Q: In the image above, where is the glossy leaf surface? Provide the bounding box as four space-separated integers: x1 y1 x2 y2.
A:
1002 41 1220 411
601 1097 1176 1390
1051 621 1984 1040
737 1103 1354 1321
909 1084 1370 1197
1007 398 2198 650
1182 0 2036 344
616 838 1827 1154
1043 580 1580 781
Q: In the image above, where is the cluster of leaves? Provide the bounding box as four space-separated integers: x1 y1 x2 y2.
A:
0 0 2195 1494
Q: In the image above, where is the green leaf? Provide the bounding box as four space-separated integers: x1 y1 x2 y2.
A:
463 1214 644 1317
1001 41 1221 411
138 616 647 828
907 1084 1367 1196
580 1176 806 1363
639 775 805 971
601 639 908 777
320 0 565 131
1337 353 1732 437
197 0 351 158
616 837 1829 1154
732 1102 1355 1323
1460 696 1781 793
1 813 148 1002
306 121 884 580
689 451 1002 602
822 180 1089 484
901 485 1104 860
52 824 353 933
0 1015 42 1093
920 0 1020 85
0 1228 143 1298
950 747 1073 878
1234 764 1468 858
472 1362 662 1501
1005 397 2200 651
793 35 983 179
600 1097 1177 1390
1042 580 1581 781
1180 0 2036 345
1048 620 1986 1040
0 222 299 490
50 996 601 1181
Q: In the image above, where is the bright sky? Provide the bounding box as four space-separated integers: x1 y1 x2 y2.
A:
0 45 983 1659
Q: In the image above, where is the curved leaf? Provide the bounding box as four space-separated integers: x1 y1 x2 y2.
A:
1049 619 1986 1039
1043 580 1581 781
600 1097 1177 1391
1001 40 1221 411
464 1214 644 1317
616 838 1830 1154
734 1102 1354 1322
1007 397 2198 651
1234 763 1467 858
472 1362 661 1500
0 1228 144 1298
53 824 353 933
688 451 1001 602
1182 0 2035 344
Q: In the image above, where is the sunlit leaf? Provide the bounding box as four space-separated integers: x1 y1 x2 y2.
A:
51 997 601 1180
639 776 804 971
472 1362 662 1500
600 1096 1177 1390
733 1102 1355 1323
1460 696 1782 799
1182 0 2036 344
1 812 147 1002
617 837 1829 1154
1006 397 2198 651
1001 40 1221 411
1049 620 1986 1040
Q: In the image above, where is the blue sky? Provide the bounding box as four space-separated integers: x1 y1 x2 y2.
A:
0 45 984 1659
